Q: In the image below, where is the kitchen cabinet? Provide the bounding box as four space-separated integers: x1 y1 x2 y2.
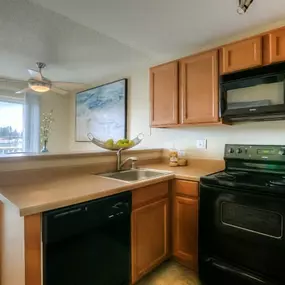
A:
173 180 199 271
220 36 262 74
180 50 219 124
266 28 285 64
0 202 41 285
131 182 170 283
150 51 219 127
150 61 179 127
149 25 285 128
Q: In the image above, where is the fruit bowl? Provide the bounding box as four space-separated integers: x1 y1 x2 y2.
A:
87 133 144 151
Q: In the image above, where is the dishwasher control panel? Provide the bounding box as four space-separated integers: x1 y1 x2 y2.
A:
42 191 131 244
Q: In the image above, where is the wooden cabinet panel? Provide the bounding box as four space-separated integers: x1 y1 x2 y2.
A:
150 61 179 126
267 28 285 64
221 37 262 74
132 198 169 283
173 196 198 271
132 181 168 209
175 180 199 198
180 50 219 124
24 214 41 285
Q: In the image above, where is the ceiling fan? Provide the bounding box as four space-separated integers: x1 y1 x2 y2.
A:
0 62 84 95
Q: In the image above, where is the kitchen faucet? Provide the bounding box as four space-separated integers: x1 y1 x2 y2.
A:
116 149 138 171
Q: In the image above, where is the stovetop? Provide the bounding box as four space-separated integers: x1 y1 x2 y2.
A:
200 144 285 195
201 170 285 195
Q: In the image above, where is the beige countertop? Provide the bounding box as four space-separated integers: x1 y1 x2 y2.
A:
142 162 222 181
0 160 224 217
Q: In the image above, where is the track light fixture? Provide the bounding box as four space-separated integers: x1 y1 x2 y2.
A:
237 0 254 14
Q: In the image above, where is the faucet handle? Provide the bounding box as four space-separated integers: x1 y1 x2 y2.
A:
129 156 138 161
130 157 138 169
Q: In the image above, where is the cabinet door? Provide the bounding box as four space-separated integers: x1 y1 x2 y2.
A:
268 28 285 63
132 198 169 283
180 50 219 124
221 37 262 74
173 196 198 271
150 62 178 126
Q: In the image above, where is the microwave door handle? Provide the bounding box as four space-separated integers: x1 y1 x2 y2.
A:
212 261 266 284
220 86 227 116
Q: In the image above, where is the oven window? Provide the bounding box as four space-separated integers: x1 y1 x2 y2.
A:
227 82 284 110
221 202 283 239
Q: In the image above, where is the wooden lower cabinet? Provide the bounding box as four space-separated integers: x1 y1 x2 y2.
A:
131 197 169 283
1 179 200 285
173 181 199 271
0 202 41 285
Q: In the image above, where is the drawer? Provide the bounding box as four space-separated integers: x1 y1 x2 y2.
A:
175 180 199 198
132 181 169 209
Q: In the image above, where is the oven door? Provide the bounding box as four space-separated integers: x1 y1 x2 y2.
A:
199 183 285 285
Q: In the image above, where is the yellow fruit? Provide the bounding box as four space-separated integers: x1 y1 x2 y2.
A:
104 139 114 148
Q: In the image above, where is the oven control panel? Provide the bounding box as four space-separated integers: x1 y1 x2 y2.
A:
225 144 285 161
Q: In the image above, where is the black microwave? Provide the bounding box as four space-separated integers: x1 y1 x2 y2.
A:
220 62 285 122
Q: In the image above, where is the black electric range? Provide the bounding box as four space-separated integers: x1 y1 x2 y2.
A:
199 144 285 285
202 170 285 194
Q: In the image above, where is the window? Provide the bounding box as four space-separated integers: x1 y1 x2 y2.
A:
0 93 40 154
0 100 24 154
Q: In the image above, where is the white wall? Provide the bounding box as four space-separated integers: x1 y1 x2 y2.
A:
67 20 285 157
40 91 70 153
129 69 285 159
68 67 285 159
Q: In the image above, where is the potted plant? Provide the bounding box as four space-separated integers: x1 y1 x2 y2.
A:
40 110 54 153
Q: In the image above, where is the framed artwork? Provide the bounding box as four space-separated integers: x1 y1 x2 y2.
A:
75 78 127 142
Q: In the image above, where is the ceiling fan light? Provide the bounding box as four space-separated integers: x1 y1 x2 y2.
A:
30 85 50 92
29 81 51 93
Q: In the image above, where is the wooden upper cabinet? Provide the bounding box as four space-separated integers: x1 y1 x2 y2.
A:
266 28 285 64
220 36 262 74
150 61 178 126
180 50 219 124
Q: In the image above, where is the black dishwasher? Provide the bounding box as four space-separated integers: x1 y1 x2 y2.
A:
43 191 131 285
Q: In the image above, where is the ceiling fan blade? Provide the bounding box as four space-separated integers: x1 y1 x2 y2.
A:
28 69 42 81
51 86 68 95
0 77 26 83
15 88 31 94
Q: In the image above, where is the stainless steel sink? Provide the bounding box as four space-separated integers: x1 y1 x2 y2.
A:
100 169 169 182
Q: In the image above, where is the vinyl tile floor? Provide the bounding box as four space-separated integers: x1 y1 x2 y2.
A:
137 260 201 285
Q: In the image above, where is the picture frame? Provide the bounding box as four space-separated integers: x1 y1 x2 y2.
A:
75 78 128 142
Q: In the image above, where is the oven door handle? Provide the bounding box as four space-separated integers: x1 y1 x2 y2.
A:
211 260 266 284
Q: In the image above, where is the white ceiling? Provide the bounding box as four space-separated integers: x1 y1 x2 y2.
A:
0 0 150 84
1 0 285 84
